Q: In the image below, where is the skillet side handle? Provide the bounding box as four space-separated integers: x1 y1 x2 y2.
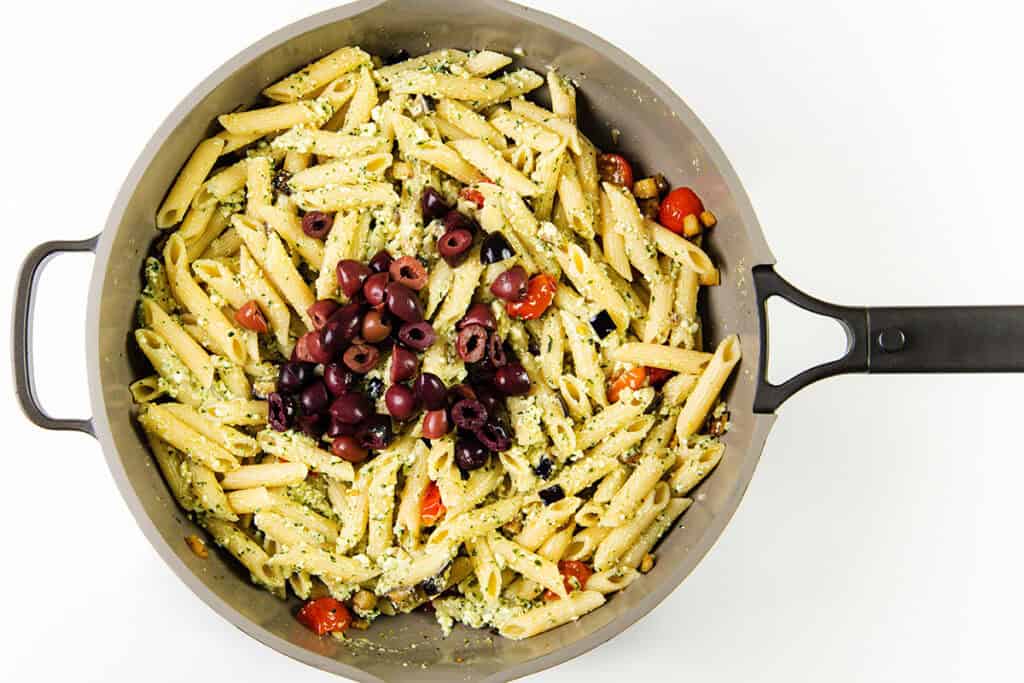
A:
752 265 868 413
13 236 99 437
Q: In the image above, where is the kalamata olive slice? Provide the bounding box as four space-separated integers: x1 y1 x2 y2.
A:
385 384 418 421
363 271 390 306
364 376 385 400
451 399 487 431
292 332 316 362
398 321 435 351
443 209 478 234
390 345 419 383
326 418 359 439
302 211 334 239
456 324 488 363
343 344 381 373
336 260 371 298
480 232 515 265
464 361 495 387
473 384 502 417
326 302 363 342
300 379 331 415
458 303 496 330
305 329 334 364
307 299 340 330
490 265 528 302
454 435 490 471
296 413 326 439
475 420 512 452
420 187 450 222
330 391 372 424
277 361 316 394
437 229 473 265
538 484 566 505
413 373 447 410
319 321 350 360
493 363 531 395
368 250 393 274
331 435 368 463
533 455 554 479
421 409 450 439
357 414 393 450
487 334 508 368
385 282 424 323
589 310 616 339
267 392 296 432
361 309 393 343
447 383 477 405
389 256 429 290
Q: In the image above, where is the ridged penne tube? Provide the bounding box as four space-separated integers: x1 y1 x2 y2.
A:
253 204 324 270
218 99 332 137
316 210 356 299
199 399 268 426
266 546 379 584
432 247 484 334
499 590 604 640
576 387 655 451
555 242 629 330
547 70 577 124
201 227 242 259
550 453 618 498
157 137 226 228
446 462 504 517
559 309 608 409
490 110 561 152
129 376 165 404
291 183 399 213
220 462 309 490
515 496 582 551
261 231 315 329
670 441 726 495
264 490 340 541
161 403 258 458
213 130 262 155
201 517 284 589
192 161 247 209
555 375 590 421
609 343 713 374
428 496 525 548
593 467 629 504
257 430 354 481
133 329 202 407
601 418 677 527
191 259 247 309
365 450 404 560
450 139 539 196
662 373 699 408
333 484 368 555
143 256 177 313
146 433 198 512
535 388 578 462
466 50 513 76
390 70 507 102
574 501 605 528
140 297 214 388
538 311 565 389
263 46 371 102
499 446 539 492
573 135 600 222
643 256 675 343
287 153 392 191
374 49 469 89
436 99 507 149
676 334 742 438
255 510 328 548
164 234 247 366
283 151 312 174
669 264 700 349
395 440 431 550
593 482 671 571
598 190 632 280
563 526 610 562
474 69 544 108
245 156 274 217
620 497 692 570
467 537 503 605
226 486 274 514
499 188 561 275
603 182 661 284
376 543 457 595
587 416 655 467
138 404 239 473
556 159 595 238
531 147 565 222
511 97 582 154
585 567 640 595
646 218 718 284
237 243 291 355
488 532 566 598
271 127 388 158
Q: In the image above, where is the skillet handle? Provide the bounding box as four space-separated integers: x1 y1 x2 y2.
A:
13 236 99 436
753 264 1024 413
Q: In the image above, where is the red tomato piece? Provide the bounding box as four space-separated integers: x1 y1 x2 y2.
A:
420 481 446 527
597 153 634 188
658 187 705 234
544 560 595 601
608 366 647 403
646 367 674 387
234 300 269 333
459 187 485 209
506 273 557 320
296 597 351 636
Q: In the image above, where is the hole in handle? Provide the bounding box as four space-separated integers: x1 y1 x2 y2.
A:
765 295 850 385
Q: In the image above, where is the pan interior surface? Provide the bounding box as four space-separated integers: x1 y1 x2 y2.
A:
90 1 774 680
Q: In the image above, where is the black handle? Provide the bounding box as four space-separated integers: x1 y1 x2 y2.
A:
752 265 1024 413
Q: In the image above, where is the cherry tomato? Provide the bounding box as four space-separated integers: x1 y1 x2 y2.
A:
506 273 557 320
234 300 269 333
296 597 351 636
658 187 705 234
420 481 446 527
597 153 634 188
459 187 485 209
608 366 647 403
543 560 594 601
646 367 674 387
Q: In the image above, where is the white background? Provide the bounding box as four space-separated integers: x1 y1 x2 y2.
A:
2 0 1022 681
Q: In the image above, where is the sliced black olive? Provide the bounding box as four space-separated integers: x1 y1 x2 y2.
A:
533 456 554 479
480 232 515 265
363 376 385 400
538 484 565 505
589 310 616 338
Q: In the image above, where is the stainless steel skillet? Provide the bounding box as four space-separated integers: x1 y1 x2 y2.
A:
13 0 1024 680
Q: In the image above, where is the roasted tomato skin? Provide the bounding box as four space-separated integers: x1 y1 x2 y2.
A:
420 481 446 526
544 560 594 600
296 597 352 636
506 274 557 320
608 366 647 402
597 153 634 188
234 300 269 333
658 187 705 234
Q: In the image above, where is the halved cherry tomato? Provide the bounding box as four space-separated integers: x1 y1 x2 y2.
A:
234 300 269 333
506 273 557 320
658 187 705 234
459 187 485 209
296 597 352 635
597 153 634 188
608 366 647 402
544 560 595 601
420 481 446 527
646 367 674 388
